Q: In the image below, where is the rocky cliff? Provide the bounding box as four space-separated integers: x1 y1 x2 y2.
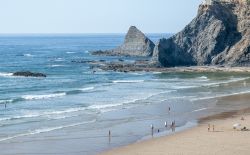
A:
92 26 155 57
154 0 250 67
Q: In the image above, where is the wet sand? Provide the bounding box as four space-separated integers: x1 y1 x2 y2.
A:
101 94 250 155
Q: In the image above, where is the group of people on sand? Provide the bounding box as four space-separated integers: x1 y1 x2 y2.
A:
208 116 250 132
234 117 250 131
207 124 215 132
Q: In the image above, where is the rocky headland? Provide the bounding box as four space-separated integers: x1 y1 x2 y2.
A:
90 0 250 73
153 0 250 67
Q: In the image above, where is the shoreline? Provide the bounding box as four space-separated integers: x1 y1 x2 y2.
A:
101 93 250 155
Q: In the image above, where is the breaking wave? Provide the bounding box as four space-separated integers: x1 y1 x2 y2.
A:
0 120 96 142
22 93 66 100
0 72 13 77
112 80 145 83
23 53 35 57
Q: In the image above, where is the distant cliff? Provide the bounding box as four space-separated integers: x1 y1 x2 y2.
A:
153 0 250 67
92 26 155 57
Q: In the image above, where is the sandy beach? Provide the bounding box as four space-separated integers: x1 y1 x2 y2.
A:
102 98 250 155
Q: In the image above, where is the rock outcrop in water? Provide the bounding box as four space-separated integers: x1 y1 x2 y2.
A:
92 26 155 57
13 71 46 77
153 0 250 67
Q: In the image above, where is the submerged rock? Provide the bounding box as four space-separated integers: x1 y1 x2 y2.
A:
13 71 46 77
92 26 155 57
154 0 250 67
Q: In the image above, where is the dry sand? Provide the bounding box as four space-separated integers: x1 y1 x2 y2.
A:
101 109 250 155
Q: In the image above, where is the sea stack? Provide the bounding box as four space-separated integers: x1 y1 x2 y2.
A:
114 26 155 57
154 0 250 67
92 26 155 57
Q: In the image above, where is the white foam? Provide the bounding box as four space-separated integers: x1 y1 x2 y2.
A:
0 120 96 142
0 114 41 121
191 90 250 101
24 53 34 57
43 107 87 115
87 90 175 113
0 72 13 77
196 76 209 81
204 77 249 87
0 107 87 122
172 85 198 89
54 58 64 62
88 103 123 110
80 87 95 91
192 108 208 112
47 115 78 120
112 80 145 83
0 99 13 104
198 76 208 79
50 65 65 67
22 93 66 100
66 52 75 54
128 72 145 76
152 72 162 74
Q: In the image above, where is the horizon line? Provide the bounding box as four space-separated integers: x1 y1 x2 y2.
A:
0 32 173 35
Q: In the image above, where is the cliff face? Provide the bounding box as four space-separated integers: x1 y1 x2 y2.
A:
154 1 250 67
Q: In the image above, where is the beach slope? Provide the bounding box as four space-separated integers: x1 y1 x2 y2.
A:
102 110 250 155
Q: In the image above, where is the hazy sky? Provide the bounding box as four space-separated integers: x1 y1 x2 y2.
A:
0 0 203 33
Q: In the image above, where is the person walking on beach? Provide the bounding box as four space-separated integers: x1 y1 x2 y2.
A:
208 124 210 132
213 125 215 132
171 121 176 132
151 124 154 137
165 121 167 128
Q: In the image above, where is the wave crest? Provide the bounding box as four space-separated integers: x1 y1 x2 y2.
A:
22 93 66 100
112 80 144 83
0 72 13 77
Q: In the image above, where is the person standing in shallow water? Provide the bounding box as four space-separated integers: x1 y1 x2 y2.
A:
108 130 111 143
165 121 168 128
171 121 175 132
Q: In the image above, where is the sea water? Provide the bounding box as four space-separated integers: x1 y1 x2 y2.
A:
0 34 250 154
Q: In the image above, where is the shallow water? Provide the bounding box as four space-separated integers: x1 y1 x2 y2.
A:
0 34 250 154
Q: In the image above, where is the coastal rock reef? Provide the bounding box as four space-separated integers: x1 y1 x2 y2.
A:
153 0 250 67
13 71 47 77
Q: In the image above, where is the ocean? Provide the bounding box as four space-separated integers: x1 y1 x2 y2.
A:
0 34 250 154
